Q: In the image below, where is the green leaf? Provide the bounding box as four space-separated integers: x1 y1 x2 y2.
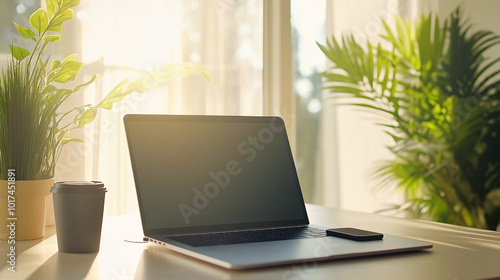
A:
42 85 57 95
95 63 209 110
61 138 84 145
52 60 83 83
64 0 80 8
48 9 74 32
44 34 61 43
13 22 35 40
343 103 393 116
96 79 134 110
47 55 83 83
319 72 354 84
38 57 47 77
324 85 364 95
50 60 61 71
9 45 30 61
48 24 62 33
154 62 211 83
46 0 57 19
64 54 77 60
29 8 49 34
71 74 98 93
77 108 97 128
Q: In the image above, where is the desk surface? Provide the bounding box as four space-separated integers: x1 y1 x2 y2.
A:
1 204 500 280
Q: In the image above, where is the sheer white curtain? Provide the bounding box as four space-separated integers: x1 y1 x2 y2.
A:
55 0 263 216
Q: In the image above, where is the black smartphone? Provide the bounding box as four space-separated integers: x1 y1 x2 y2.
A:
326 228 383 241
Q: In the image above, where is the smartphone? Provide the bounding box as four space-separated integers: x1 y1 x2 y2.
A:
326 228 383 241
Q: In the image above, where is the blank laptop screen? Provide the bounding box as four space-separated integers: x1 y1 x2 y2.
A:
125 115 308 235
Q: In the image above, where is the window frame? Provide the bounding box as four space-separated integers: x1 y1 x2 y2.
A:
263 0 296 153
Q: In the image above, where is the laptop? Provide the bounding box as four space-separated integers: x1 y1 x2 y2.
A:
124 114 432 270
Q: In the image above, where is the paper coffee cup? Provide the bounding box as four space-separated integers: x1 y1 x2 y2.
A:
51 181 107 253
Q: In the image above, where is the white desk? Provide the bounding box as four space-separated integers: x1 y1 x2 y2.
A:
1 204 500 279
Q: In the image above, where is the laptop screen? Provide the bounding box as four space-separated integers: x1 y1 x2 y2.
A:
124 115 309 236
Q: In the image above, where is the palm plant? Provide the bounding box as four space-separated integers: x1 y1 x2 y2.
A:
318 8 500 230
0 0 208 181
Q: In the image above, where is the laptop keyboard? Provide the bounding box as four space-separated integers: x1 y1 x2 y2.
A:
167 227 326 247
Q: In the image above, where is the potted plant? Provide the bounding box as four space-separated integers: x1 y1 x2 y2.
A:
0 0 208 240
318 8 500 230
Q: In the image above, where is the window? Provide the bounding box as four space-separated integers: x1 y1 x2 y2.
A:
3 0 456 217
291 0 406 212
291 0 326 204
54 0 264 215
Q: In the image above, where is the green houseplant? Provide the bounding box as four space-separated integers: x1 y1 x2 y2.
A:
0 0 208 240
318 8 500 230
